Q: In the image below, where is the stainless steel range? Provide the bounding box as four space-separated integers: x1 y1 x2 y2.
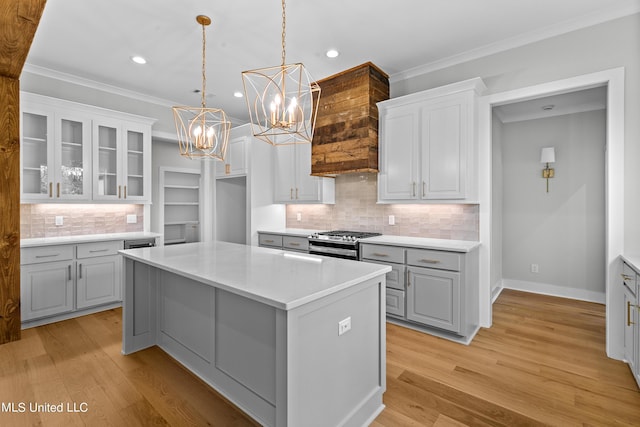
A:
308 230 381 260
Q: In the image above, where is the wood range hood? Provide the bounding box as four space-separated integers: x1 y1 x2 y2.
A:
311 62 389 176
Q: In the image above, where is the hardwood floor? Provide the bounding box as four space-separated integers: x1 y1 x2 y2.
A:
1 289 639 426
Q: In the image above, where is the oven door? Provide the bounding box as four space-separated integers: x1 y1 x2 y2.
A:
308 242 358 260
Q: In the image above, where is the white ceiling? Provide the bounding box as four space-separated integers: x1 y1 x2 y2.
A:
23 0 639 123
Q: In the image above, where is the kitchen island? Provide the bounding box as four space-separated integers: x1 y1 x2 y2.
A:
120 241 390 427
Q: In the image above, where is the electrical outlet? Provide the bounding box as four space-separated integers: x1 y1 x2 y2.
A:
531 264 539 273
55 216 63 226
388 215 395 225
296 212 302 221
338 317 351 336
127 214 137 224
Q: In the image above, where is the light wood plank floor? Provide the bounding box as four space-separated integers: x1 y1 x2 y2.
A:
1 289 639 426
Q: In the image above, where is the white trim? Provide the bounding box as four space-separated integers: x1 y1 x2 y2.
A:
390 3 640 83
478 67 625 359
502 279 606 304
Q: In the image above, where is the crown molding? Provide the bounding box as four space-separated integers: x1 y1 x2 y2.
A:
390 1 640 83
21 63 179 107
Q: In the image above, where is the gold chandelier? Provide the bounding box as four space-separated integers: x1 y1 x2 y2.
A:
173 15 231 160
241 0 321 145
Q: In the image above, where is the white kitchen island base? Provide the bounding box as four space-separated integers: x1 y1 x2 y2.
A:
121 242 389 427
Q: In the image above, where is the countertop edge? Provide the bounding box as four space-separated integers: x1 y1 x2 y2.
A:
621 254 640 273
21 232 162 248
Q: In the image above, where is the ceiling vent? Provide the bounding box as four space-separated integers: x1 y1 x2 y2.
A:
311 62 389 176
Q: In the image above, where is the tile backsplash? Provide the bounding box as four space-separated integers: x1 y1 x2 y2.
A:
286 174 479 241
21 204 143 238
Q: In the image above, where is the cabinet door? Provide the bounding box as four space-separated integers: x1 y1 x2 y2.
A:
624 286 637 371
21 261 74 321
378 106 420 200
273 144 296 202
386 288 405 317
77 255 121 309
420 95 468 199
218 136 248 178
54 113 92 200
93 119 123 200
294 142 322 202
407 266 460 333
21 109 56 200
122 121 151 201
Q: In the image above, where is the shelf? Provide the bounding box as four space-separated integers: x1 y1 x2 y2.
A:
61 141 82 147
23 137 47 143
165 221 200 226
23 167 44 172
127 174 144 179
164 202 199 206
127 150 144 155
165 185 200 190
98 172 117 176
99 146 117 151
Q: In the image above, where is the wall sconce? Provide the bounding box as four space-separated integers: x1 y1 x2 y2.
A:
540 147 555 193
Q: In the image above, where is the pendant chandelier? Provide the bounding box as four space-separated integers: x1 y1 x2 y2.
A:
241 0 321 145
173 15 231 160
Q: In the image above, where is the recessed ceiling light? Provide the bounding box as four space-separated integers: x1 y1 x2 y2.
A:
131 56 147 65
326 49 339 58
233 91 244 98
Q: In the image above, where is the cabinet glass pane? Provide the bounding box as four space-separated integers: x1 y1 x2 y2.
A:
22 112 49 195
60 119 84 195
97 125 118 196
127 130 144 196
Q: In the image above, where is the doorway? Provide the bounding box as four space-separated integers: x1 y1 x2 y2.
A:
477 68 625 359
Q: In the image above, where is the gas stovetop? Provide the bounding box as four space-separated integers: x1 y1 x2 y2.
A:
308 230 381 243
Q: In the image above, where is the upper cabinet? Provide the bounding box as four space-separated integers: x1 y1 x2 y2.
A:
21 93 155 203
216 131 248 178
377 78 486 203
273 142 335 204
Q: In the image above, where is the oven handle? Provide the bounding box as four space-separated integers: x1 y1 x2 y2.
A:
308 243 357 258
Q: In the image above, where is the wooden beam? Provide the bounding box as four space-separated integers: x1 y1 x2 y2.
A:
0 0 47 344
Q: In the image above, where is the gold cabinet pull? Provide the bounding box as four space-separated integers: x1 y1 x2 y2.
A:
124 185 127 199
372 252 389 257
621 274 634 281
67 264 72 281
412 182 416 197
118 185 122 199
628 301 635 326
420 259 441 264
290 188 293 199
289 242 301 246
264 239 274 243
49 182 53 197
78 264 82 279
295 188 299 199
57 182 60 198
422 181 426 197
225 164 231 175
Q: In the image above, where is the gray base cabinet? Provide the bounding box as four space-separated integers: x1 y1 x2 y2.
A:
622 260 640 387
22 260 74 321
258 232 309 253
361 242 479 341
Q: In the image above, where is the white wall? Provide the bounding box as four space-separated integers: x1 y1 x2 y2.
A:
490 113 504 298
500 110 606 301
392 13 640 254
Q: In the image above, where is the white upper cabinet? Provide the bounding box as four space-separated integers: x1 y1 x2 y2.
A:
377 78 485 203
21 95 92 202
20 92 154 203
273 141 335 204
216 131 248 178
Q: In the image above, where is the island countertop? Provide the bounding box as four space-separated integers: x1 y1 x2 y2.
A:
120 240 390 310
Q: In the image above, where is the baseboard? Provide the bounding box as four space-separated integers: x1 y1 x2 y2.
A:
491 282 504 303
502 279 606 304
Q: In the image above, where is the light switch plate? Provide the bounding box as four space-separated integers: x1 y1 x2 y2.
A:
388 215 395 225
55 216 63 226
338 317 351 336
127 215 137 224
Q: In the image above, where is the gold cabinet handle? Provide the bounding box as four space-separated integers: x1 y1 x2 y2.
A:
78 264 82 279
295 188 299 199
419 259 441 264
289 242 301 247
412 182 416 197
68 264 72 281
57 182 60 198
124 185 127 199
621 274 634 281
225 164 231 175
118 185 122 199
49 182 53 198
628 301 635 326
290 188 293 199
264 239 274 243
422 181 426 197
372 253 389 257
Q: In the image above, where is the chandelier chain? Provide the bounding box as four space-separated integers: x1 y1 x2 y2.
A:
281 0 286 66
201 19 207 108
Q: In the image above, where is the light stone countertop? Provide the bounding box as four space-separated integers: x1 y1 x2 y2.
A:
21 232 162 248
621 254 640 273
257 228 325 237
120 240 390 310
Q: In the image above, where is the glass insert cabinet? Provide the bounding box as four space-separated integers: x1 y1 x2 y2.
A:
20 92 154 203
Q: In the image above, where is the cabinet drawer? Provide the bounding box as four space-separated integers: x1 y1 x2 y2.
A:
77 240 123 259
361 244 404 264
622 262 637 295
363 260 405 290
283 236 309 252
407 248 461 271
386 288 405 317
259 234 283 248
21 245 74 265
